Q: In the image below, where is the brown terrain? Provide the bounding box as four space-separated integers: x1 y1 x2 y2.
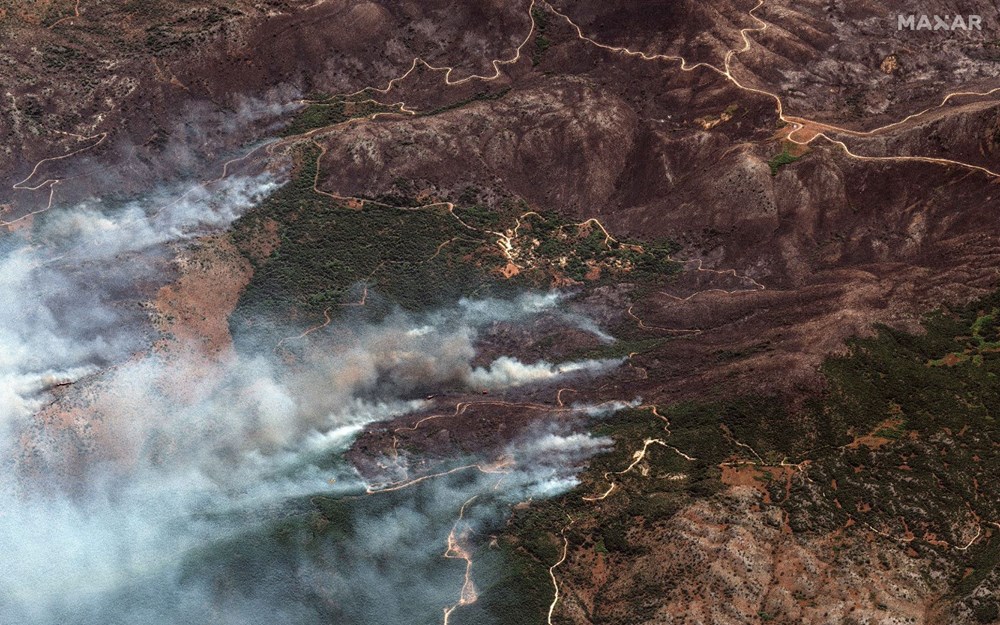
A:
4 0 1000 623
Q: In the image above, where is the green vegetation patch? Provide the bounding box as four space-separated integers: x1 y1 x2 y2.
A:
505 211 681 286
419 87 511 117
281 96 402 137
230 155 682 337
470 400 784 623
488 289 1000 622
784 292 1000 606
531 6 551 66
767 147 800 176
230 147 506 334
928 307 1000 366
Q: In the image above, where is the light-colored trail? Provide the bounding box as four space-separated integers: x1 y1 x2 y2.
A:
582 436 697 502
5 130 108 226
545 0 1000 179
784 86 1000 141
547 518 572 625
442 496 480 625
275 307 333 348
627 304 702 336
581 405 696 503
343 0 539 101
17 0 1000 231
365 459 512 495
388 398 626 460
795 133 1000 179
49 0 81 29
12 132 107 192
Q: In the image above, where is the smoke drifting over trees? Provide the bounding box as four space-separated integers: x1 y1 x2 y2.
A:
0 171 625 624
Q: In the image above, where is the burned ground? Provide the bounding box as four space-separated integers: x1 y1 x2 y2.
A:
4 0 1000 623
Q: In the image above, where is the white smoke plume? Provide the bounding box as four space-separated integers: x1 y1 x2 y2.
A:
468 355 621 390
0 162 626 625
0 173 280 431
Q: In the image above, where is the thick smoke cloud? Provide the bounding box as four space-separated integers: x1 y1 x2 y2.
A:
0 168 625 625
0 173 280 431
